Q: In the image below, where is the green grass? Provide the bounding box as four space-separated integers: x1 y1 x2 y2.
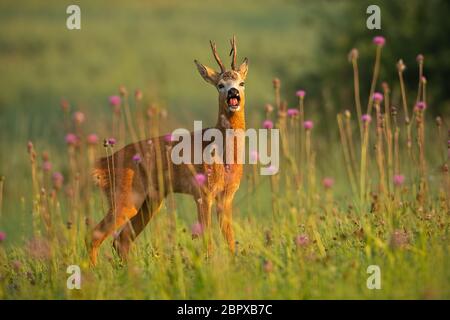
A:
0 0 449 300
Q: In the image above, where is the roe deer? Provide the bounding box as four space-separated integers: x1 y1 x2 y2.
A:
89 37 249 265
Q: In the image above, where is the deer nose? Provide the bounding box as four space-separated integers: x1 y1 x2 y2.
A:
227 88 239 97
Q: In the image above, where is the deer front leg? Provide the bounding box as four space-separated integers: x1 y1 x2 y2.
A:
195 195 213 256
216 192 236 254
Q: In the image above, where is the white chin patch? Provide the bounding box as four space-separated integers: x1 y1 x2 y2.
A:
228 105 240 112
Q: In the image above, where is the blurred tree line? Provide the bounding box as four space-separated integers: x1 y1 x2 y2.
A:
292 0 449 119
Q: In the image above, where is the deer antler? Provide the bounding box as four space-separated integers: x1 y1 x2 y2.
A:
229 35 237 70
209 40 226 73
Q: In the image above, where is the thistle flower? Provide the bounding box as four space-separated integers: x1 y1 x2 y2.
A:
194 173 206 186
87 133 99 145
361 114 372 123
303 120 314 130
287 108 299 117
132 153 142 164
191 222 204 237
295 234 309 247
135 89 143 101
263 120 273 129
0 231 6 243
421 76 427 84
164 133 174 142
52 172 64 190
42 161 52 172
296 90 306 98
416 54 424 63
65 133 78 146
372 92 384 103
107 138 116 147
415 101 427 111
72 111 85 124
373 36 386 46
322 177 334 189
109 95 121 107
393 174 405 186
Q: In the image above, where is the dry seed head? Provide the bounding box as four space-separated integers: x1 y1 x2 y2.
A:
264 104 274 113
272 78 280 89
416 54 424 63
390 105 397 117
119 85 128 97
344 110 351 119
436 116 442 126
348 48 359 62
397 59 406 72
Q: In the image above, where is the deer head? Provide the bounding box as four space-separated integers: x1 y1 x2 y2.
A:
194 36 249 115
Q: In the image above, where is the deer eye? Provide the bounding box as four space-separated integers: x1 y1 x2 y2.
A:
239 82 245 87
217 84 225 89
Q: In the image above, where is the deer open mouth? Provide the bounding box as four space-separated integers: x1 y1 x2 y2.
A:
227 94 241 112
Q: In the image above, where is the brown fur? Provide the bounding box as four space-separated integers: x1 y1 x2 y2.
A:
88 38 248 265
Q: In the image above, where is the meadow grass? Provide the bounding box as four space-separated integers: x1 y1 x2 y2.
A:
0 2 449 300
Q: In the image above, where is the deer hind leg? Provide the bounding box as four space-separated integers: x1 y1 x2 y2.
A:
89 168 144 266
113 196 163 261
216 192 236 253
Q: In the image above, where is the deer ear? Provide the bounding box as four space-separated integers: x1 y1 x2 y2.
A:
194 60 220 85
238 58 249 79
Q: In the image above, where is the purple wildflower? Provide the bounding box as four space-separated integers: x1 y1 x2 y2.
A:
52 172 64 190
416 101 427 111
107 138 116 146
87 134 99 145
295 234 309 247
191 222 204 237
42 161 52 172
303 120 314 130
372 92 384 103
373 36 386 46
132 153 142 164
296 90 306 98
194 173 206 186
322 177 334 189
287 108 300 117
393 174 405 186
361 114 372 123
65 133 78 146
263 120 274 129
109 95 121 107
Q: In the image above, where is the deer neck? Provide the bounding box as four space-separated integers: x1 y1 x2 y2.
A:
215 101 246 131
214 100 246 166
